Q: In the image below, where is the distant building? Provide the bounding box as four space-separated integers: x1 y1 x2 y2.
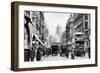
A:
60 31 66 44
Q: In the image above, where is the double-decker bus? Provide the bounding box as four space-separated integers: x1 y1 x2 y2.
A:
72 32 85 56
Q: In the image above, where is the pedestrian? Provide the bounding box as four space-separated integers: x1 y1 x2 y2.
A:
66 48 69 58
30 47 35 61
88 47 90 59
42 47 45 56
71 48 75 59
36 47 41 61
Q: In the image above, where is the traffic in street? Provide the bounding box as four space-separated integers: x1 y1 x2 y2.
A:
24 11 91 62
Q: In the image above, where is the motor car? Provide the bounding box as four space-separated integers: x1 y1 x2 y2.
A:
51 45 59 56
60 45 69 58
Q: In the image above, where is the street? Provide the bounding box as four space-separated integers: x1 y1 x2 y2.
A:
41 52 89 61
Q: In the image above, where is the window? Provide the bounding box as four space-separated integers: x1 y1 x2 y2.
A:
85 15 88 20
85 22 88 29
25 11 30 17
85 31 88 36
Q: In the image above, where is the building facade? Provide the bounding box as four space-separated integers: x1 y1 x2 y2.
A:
24 11 48 50
66 14 74 50
60 31 67 45
66 13 90 50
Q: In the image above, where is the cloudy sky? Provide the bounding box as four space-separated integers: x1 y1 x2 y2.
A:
44 12 71 42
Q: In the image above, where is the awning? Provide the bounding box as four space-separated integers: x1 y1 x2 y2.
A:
34 34 44 46
73 32 84 35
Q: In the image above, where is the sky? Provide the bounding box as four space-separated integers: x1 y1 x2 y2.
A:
44 12 71 42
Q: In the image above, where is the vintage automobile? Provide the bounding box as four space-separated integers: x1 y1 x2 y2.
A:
51 45 59 56
45 48 52 56
60 45 69 58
